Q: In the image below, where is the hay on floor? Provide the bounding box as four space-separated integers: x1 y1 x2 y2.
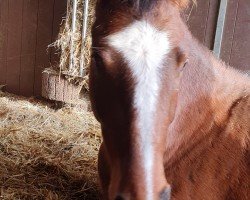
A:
0 91 101 200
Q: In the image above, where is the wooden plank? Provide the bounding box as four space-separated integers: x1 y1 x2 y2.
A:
47 73 56 100
185 0 219 49
186 0 212 48
187 0 209 44
213 0 228 58
55 76 65 102
204 0 220 50
0 0 8 85
34 0 55 96
19 0 39 96
50 0 67 67
220 0 239 64
41 72 49 99
6 0 23 94
225 0 250 72
64 80 73 103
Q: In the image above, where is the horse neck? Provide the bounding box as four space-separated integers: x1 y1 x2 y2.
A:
165 25 250 161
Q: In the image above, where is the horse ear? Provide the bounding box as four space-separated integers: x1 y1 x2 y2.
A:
175 47 188 70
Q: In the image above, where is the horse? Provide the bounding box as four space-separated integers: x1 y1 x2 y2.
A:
89 0 250 199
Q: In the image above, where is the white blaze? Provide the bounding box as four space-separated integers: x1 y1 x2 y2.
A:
107 20 170 199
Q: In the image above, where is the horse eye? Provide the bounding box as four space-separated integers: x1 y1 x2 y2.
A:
92 50 101 60
93 49 116 68
92 50 105 66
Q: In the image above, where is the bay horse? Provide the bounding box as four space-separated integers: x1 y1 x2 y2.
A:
89 0 250 199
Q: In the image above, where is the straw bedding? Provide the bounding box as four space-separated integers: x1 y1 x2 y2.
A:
0 91 101 200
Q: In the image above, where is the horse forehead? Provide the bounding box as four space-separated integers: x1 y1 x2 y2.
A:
106 20 170 69
106 20 171 200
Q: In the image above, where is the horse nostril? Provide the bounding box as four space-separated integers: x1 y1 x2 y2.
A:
114 194 125 200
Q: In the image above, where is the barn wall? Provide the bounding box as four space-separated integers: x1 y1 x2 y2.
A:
0 0 67 97
0 0 249 98
188 0 250 73
186 0 220 50
221 0 250 72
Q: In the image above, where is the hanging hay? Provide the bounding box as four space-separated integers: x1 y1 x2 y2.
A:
0 91 101 200
49 0 97 89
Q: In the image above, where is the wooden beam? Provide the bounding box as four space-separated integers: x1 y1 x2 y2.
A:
79 0 89 77
213 0 228 58
69 0 78 71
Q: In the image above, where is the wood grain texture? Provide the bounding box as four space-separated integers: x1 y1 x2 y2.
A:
186 0 219 49
55 76 65 102
6 0 23 94
41 72 49 99
64 79 73 102
220 0 239 64
47 73 56 100
41 72 82 103
221 0 250 72
34 0 55 96
0 0 67 97
0 0 8 85
20 0 39 96
205 0 220 50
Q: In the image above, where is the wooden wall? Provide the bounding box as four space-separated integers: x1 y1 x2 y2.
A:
0 0 249 98
221 0 250 72
186 0 220 50
0 0 67 97
187 0 250 73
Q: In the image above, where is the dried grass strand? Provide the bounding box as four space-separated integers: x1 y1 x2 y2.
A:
0 91 101 200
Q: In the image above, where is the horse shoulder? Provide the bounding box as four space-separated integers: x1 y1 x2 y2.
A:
225 95 250 147
221 95 250 199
